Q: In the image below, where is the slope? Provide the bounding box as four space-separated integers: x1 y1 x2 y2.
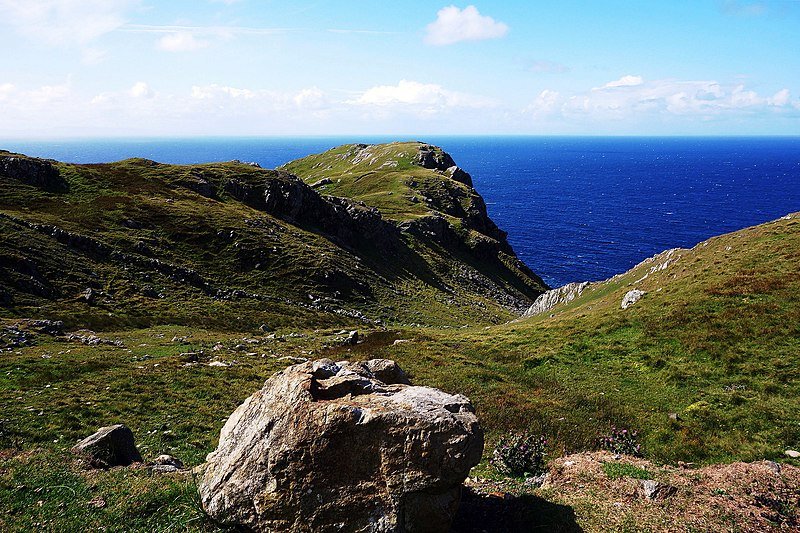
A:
0 145 546 330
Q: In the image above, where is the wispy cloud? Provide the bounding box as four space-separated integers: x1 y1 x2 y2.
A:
527 75 798 121
351 79 495 111
0 0 137 45
425 5 508 46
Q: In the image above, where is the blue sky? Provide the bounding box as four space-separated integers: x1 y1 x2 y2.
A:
1 0 798 136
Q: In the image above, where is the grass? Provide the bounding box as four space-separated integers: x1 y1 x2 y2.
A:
602 462 653 480
1 146 799 531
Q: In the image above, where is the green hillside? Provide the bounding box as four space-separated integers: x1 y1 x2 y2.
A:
0 145 546 331
1 144 798 531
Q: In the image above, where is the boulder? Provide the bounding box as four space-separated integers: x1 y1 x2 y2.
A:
621 289 645 309
72 424 142 468
640 479 677 501
199 358 483 532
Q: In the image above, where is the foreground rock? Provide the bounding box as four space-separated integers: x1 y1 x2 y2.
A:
72 424 142 468
199 358 483 532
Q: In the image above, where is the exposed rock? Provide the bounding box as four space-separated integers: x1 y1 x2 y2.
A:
0 154 68 192
414 144 457 172
310 177 333 188
66 331 125 347
786 450 800 459
149 454 185 473
342 329 359 345
444 165 474 187
26 320 64 336
199 358 483 532
621 289 646 309
522 281 590 318
72 424 142 468
640 479 677 500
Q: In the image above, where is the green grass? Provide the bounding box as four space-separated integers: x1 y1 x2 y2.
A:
2 146 799 531
602 462 653 480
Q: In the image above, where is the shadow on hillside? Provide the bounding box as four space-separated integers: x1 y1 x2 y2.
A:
451 487 583 533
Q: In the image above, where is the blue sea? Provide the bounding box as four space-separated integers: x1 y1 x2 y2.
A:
3 136 799 288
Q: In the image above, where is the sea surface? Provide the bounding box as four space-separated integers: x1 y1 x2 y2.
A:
3 136 799 288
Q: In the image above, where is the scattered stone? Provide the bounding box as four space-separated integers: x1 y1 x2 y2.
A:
66 332 125 347
80 288 98 304
199 358 483 532
149 454 185 473
28 320 64 336
392 339 410 345
309 178 332 188
342 330 359 346
72 424 142 468
621 289 646 309
180 352 200 363
640 479 677 501
208 360 230 367
259 324 272 333
785 450 800 459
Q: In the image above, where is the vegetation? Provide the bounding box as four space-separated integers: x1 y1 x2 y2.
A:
1 143 798 530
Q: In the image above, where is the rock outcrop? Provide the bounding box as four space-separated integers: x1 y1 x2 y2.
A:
621 289 645 309
72 424 142 468
199 359 484 532
0 154 67 192
522 281 590 318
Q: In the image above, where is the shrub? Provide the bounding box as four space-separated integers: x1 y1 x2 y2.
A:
599 426 642 456
491 432 548 477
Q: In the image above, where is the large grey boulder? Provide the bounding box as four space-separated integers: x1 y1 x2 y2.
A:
621 289 646 309
199 358 483 532
72 424 142 468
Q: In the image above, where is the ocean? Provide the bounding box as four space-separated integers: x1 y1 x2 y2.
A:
3 136 799 288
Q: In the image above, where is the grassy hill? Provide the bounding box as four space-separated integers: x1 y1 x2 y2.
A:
1 143 798 531
0 145 546 331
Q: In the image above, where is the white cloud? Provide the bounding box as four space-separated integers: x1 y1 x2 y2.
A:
0 83 14 101
769 88 791 106
293 87 326 110
594 75 644 90
425 5 508 46
353 79 493 111
527 76 796 122
157 31 209 52
128 82 153 99
0 0 137 45
191 84 255 100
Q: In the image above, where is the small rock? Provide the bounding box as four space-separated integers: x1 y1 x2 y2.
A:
80 288 97 304
785 449 800 459
342 330 359 346
621 289 646 309
208 361 230 367
640 479 677 501
72 424 142 468
149 454 185 473
259 324 272 333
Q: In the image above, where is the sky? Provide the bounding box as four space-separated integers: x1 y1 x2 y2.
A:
0 0 799 137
